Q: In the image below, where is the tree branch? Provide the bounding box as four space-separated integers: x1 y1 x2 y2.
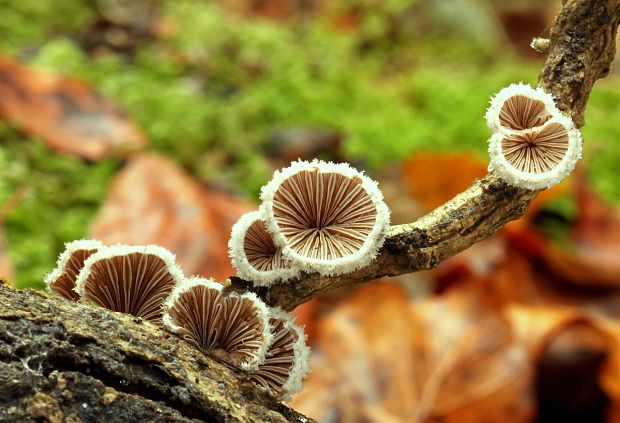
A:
235 0 620 312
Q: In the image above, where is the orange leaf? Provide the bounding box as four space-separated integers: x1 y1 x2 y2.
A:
0 55 145 160
513 176 620 289
89 153 253 280
291 282 535 423
402 153 487 211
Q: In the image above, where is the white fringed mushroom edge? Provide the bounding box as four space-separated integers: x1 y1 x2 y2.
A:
264 307 311 402
44 239 105 294
228 211 300 287
488 115 583 190
485 82 561 133
162 277 273 372
74 244 185 299
260 159 391 276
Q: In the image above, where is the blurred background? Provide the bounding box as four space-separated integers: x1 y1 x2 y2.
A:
1 0 620 422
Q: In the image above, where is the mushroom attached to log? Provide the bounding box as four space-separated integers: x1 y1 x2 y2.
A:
260 159 391 276
250 307 310 401
45 239 104 301
163 277 272 371
229 211 299 287
74 244 184 323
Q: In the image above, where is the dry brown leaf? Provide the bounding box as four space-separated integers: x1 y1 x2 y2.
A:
539 178 620 288
0 55 145 160
291 282 535 423
89 153 253 280
506 304 603 359
596 319 620 414
402 152 569 226
402 153 487 211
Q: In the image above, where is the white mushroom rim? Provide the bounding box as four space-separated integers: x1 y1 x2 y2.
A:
228 211 300 287
488 115 582 190
260 159 391 276
250 306 310 402
45 239 104 299
74 244 185 321
162 277 273 372
485 83 560 133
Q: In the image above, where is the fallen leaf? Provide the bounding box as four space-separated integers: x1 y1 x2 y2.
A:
547 177 620 288
508 176 620 289
291 282 535 423
506 304 602 359
402 152 487 211
0 55 145 160
89 153 253 280
402 152 569 225
596 319 620 420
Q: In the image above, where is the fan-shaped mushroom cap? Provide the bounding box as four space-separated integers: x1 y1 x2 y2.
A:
260 159 390 276
250 307 310 401
488 115 582 190
74 244 184 323
485 83 560 133
229 211 300 287
44 239 104 301
163 277 272 371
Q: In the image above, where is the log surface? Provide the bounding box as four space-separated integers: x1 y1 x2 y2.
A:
0 284 312 423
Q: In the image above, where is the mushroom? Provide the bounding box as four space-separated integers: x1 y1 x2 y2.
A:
249 307 310 401
163 277 272 371
260 159 390 276
488 115 582 190
485 83 560 133
229 211 299 287
74 244 184 323
45 239 104 301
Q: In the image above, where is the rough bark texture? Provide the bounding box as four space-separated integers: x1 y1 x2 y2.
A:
234 0 620 312
2 0 619 421
0 284 312 423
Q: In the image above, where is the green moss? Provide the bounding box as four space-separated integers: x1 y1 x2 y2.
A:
581 82 620 205
0 0 92 56
0 128 119 289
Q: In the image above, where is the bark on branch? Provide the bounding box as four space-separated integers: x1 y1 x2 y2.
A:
237 0 620 312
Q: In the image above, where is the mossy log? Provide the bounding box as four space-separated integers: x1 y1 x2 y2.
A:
0 284 312 423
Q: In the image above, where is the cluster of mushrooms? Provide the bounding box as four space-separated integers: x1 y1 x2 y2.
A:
44 159 393 401
45 240 308 401
229 159 391 285
485 83 582 190
43 84 581 402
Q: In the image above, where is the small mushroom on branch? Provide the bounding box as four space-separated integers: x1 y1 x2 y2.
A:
260 159 390 276
488 115 582 190
74 244 184 323
250 307 310 401
485 83 560 132
45 239 104 301
229 211 299 287
163 277 272 371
